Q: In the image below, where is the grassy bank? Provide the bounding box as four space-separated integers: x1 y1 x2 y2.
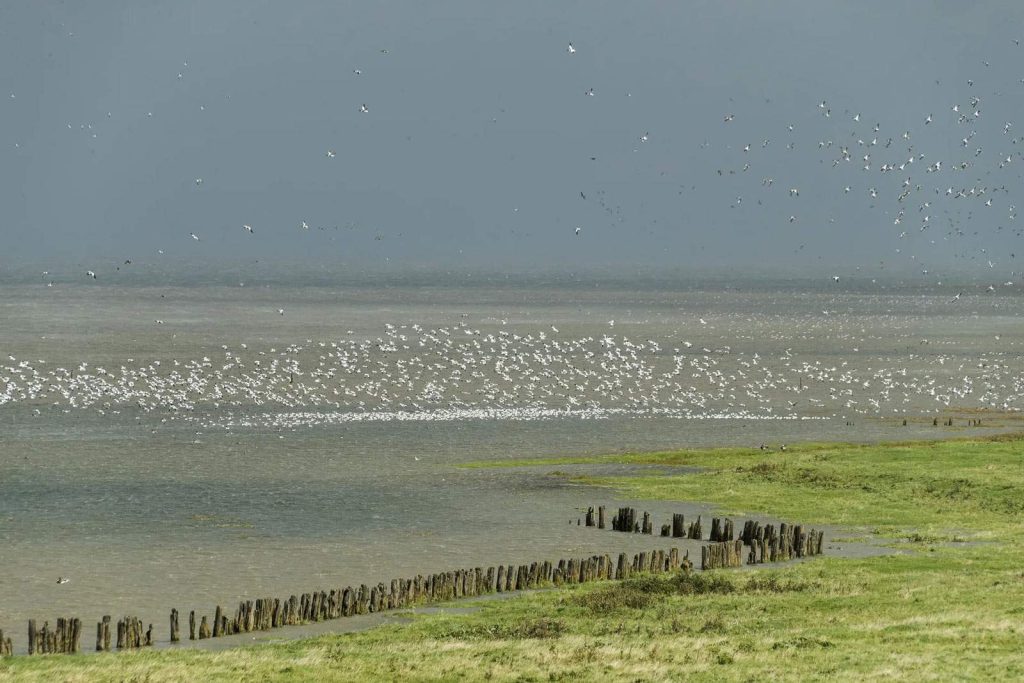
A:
3 437 1023 681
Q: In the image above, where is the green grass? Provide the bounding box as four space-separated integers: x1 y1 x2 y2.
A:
3 436 1024 681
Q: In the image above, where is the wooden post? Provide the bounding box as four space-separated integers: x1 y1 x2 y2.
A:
585 506 595 527
27 619 36 655
198 616 211 639
688 515 702 540
672 513 685 538
71 618 81 653
170 609 180 643
598 505 606 529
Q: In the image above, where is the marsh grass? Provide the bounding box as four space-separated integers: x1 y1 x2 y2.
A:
3 437 1023 681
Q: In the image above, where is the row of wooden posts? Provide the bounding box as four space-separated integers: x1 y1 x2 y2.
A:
5 545 696 656
4 510 826 657
702 522 825 569
588 506 739 544
925 417 982 427
25 618 83 655
583 506 826 570
92 616 153 652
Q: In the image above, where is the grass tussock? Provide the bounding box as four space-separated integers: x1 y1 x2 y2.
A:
577 571 816 613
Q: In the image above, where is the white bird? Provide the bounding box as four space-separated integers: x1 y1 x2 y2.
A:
301 221 309 230
359 104 369 113
57 577 69 584
189 232 200 241
195 178 203 185
326 150 336 158
567 42 576 54
277 308 285 316
832 275 840 282
86 270 96 279
243 224 254 234
575 226 582 235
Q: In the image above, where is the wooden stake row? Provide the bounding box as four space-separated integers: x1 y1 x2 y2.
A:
93 616 151 652
702 523 826 569
182 546 693 647
610 507 654 534
26 618 81 655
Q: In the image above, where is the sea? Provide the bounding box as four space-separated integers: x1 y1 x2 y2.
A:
1 268 1022 651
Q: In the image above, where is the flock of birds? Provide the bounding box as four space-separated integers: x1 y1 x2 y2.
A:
5 33 1011 295
2 311 1021 431
5 32 1024 433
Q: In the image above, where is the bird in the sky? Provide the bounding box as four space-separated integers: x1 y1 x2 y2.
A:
326 150 336 158
190 232 200 241
567 42 576 54
575 226 582 235
359 104 369 113
243 224 254 234
86 270 96 279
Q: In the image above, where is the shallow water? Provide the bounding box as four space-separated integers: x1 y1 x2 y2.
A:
1 275 1021 653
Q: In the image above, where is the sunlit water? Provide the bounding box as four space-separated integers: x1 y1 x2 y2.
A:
1 273 1021 652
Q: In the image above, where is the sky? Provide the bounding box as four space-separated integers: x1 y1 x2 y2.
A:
2 1 1024 278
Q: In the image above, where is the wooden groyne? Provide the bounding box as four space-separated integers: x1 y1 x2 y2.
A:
4 506 827 657
27 618 81 655
580 505 827 572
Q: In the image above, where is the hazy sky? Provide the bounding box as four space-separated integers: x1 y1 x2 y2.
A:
2 1 1023 276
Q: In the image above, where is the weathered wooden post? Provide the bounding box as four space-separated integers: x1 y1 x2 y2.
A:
672 513 685 538
688 516 702 539
598 505 606 529
585 506 595 527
